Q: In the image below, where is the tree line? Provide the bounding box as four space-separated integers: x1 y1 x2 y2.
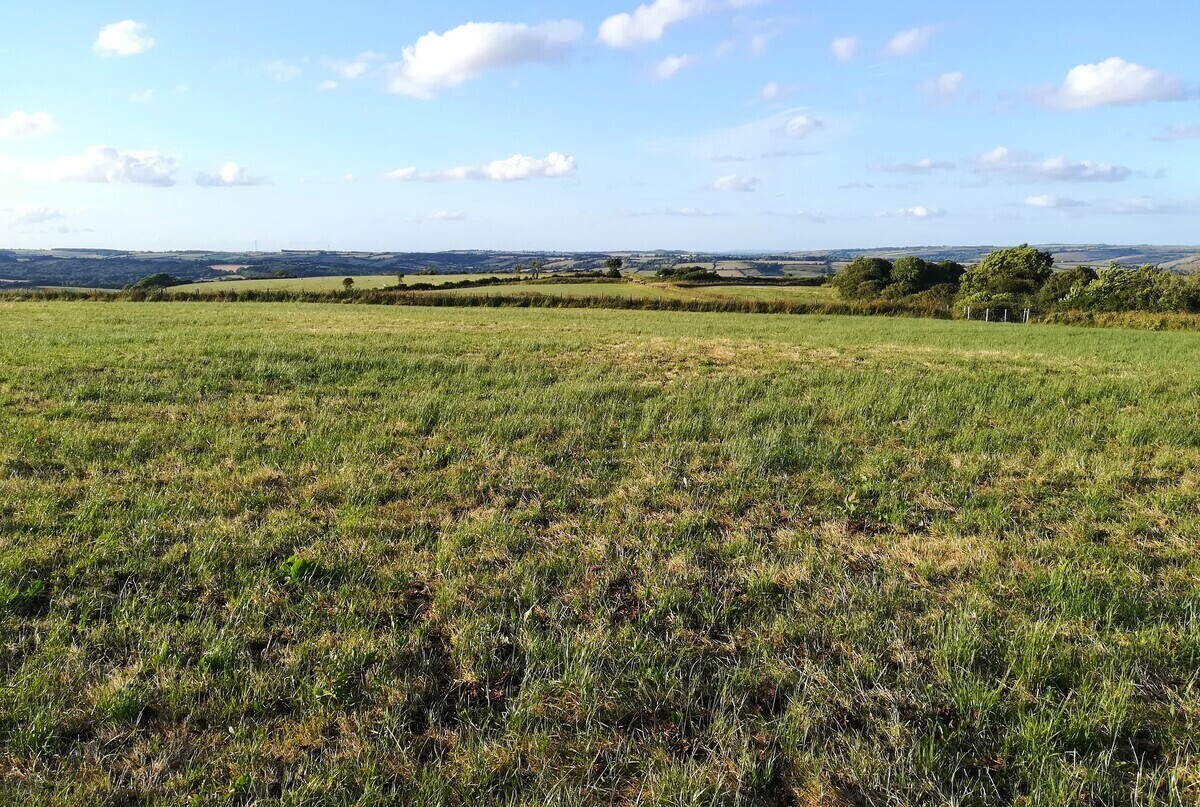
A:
832 245 1200 314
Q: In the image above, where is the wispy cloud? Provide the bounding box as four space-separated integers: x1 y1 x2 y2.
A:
653 54 699 81
883 25 938 57
0 111 59 139
1153 124 1200 142
871 157 956 174
975 146 1131 183
712 174 760 192
386 152 577 182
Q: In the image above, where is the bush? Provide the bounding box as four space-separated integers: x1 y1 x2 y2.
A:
656 266 721 282
1036 266 1097 308
831 257 893 300
957 245 1054 307
124 273 188 290
1061 265 1200 313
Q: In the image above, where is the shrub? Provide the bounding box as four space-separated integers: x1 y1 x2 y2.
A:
1036 266 1097 308
831 257 893 300
656 266 721 282
1062 264 1200 313
124 273 188 290
957 245 1054 307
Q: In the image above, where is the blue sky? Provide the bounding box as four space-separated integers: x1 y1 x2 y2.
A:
2 0 1199 251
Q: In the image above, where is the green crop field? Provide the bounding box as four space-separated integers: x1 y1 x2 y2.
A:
1 301 1198 805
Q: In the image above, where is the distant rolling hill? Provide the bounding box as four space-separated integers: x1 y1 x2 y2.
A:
2 244 1198 288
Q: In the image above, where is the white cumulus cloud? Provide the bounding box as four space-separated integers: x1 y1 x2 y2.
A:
976 146 1131 183
713 174 759 192
599 0 706 48
387 21 582 100
1035 58 1190 110
386 152 577 182
317 80 338 91
654 54 698 80
0 111 59 139
57 147 176 185
888 205 946 219
598 0 758 48
1024 195 1088 209
830 36 860 63
94 21 155 57
923 71 964 106
884 25 937 57
784 115 823 138
196 162 269 187
430 211 468 222
0 146 178 186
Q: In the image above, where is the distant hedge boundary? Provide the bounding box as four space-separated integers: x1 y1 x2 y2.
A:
3 286 949 319
10 285 1200 331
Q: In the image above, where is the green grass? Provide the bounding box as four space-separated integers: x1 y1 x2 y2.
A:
1 301 1198 805
171 274 491 294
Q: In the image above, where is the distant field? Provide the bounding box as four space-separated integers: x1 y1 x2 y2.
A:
167 276 838 305
440 280 837 303
170 274 494 294
2 302 1199 805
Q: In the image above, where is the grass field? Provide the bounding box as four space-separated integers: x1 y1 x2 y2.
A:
2 301 1199 805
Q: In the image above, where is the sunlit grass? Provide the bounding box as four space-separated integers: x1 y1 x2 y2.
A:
1 301 1198 805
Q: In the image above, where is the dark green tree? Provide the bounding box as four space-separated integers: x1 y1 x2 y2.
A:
957 245 1054 306
831 257 893 300
123 273 187 290
1036 266 1097 308
604 258 624 278
342 277 355 290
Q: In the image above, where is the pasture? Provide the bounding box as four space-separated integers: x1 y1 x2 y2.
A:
1 301 1198 805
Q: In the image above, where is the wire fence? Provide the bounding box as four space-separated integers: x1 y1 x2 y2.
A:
963 306 1034 324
